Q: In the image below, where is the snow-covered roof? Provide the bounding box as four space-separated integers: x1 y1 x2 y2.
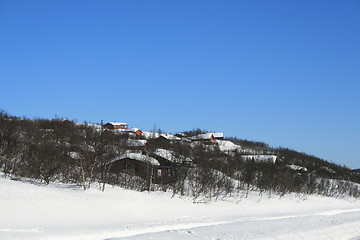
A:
242 155 277 163
142 131 161 139
191 133 224 140
158 134 182 141
131 128 142 132
76 123 102 130
153 149 193 163
107 122 128 126
175 133 188 137
217 140 241 152
126 139 148 147
107 152 160 166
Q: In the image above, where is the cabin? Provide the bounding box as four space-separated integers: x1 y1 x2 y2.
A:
242 155 278 164
106 152 159 179
175 133 192 142
152 166 176 184
157 134 182 141
126 139 150 150
131 128 143 136
191 133 224 144
104 122 129 130
62 119 74 125
149 149 194 183
175 133 187 138
106 151 177 184
152 148 193 167
150 134 182 149
150 150 179 184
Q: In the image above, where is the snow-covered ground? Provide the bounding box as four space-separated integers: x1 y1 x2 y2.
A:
1 174 360 240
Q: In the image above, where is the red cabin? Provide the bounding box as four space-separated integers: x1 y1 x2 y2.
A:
104 122 129 130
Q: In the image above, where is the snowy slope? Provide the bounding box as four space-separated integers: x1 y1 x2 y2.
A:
1 174 360 240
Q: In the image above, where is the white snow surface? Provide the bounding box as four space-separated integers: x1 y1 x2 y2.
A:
1 175 360 240
141 132 182 141
107 152 160 166
107 122 128 126
141 131 160 139
153 149 193 163
158 134 182 141
191 133 224 140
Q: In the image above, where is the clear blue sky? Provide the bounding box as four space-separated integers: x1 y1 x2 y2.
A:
1 1 359 168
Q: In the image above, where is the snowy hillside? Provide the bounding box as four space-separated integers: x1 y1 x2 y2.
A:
2 114 360 199
2 113 360 239
1 174 360 240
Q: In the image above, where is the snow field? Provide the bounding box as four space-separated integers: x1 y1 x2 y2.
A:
1 175 360 240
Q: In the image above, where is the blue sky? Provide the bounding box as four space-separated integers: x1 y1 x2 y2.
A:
1 0 359 168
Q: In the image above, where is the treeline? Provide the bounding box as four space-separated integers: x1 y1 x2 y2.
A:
1 111 359 199
145 134 360 198
0 111 134 188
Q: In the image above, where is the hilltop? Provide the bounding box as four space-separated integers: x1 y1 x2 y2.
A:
0 111 359 199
